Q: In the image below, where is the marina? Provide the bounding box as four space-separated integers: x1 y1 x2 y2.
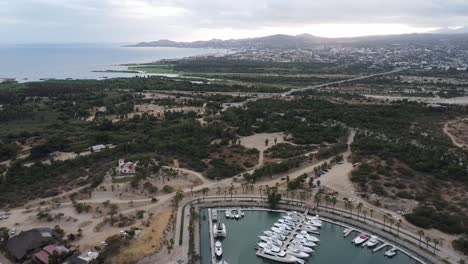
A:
201 208 424 264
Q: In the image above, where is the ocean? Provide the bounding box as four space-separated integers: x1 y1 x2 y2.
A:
0 43 224 82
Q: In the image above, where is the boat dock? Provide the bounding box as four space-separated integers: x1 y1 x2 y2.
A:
256 210 320 263
373 242 391 253
208 209 216 264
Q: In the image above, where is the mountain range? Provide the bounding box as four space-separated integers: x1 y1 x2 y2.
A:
126 32 468 49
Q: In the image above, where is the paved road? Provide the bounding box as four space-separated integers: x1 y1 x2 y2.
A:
223 68 408 110
281 68 408 96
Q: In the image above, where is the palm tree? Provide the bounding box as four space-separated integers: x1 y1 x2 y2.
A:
331 196 337 211
433 238 439 254
370 208 374 218
356 202 363 219
299 192 306 205
216 186 221 195
418 230 425 247
291 192 296 204
383 215 388 230
229 183 234 200
203 187 210 201
258 185 264 201
396 219 402 237
425 236 431 250
388 218 395 233
223 189 228 201
324 194 331 210
314 192 322 210
362 210 368 222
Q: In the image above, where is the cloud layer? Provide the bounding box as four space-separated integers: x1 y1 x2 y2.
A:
2 0 468 43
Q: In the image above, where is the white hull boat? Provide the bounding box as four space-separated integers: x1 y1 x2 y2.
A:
353 234 369 245
286 247 310 259
215 241 223 258
366 236 379 248
213 223 227 238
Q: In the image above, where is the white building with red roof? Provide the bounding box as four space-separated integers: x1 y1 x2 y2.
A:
116 159 137 175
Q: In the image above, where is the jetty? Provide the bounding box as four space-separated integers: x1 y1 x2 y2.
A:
208 209 216 264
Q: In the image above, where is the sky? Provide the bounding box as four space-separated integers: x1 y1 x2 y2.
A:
1 0 467 43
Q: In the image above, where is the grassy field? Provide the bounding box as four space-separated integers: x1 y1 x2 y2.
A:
114 209 173 264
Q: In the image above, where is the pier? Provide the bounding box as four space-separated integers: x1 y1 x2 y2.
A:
208 209 216 264
256 211 320 264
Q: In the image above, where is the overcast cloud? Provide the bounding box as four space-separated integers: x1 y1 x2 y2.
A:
1 0 468 43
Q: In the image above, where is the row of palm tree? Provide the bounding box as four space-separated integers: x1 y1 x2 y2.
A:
417 230 441 254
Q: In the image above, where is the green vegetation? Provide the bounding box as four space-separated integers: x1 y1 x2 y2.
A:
265 143 316 159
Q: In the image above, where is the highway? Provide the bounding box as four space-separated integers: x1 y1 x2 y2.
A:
281 68 408 96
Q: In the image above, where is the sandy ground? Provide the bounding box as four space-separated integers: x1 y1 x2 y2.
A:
444 119 468 148
239 132 287 167
109 104 203 122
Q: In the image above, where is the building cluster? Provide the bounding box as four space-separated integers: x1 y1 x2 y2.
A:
188 43 468 72
5 227 99 264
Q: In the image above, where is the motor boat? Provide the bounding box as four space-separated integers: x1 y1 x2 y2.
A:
261 248 305 264
366 236 379 248
213 223 227 238
291 243 314 253
212 209 218 222
295 233 319 243
273 223 293 231
384 249 397 257
353 234 369 245
232 209 240 220
291 238 317 248
301 225 319 232
215 240 223 258
286 245 310 259
306 215 322 224
343 228 350 234
271 227 289 236
305 220 322 228
225 210 232 219
239 208 245 217
264 231 286 240
258 242 281 252
259 236 283 246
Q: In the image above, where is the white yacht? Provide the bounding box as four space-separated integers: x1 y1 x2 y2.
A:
213 223 227 238
258 242 281 252
271 227 289 236
291 238 317 248
301 225 319 232
295 233 320 243
232 209 241 220
353 234 369 245
366 236 379 248
215 241 223 258
212 209 218 222
291 243 314 253
263 231 286 240
260 248 305 264
305 220 322 228
286 245 310 259
225 210 232 219
259 236 283 246
273 223 293 231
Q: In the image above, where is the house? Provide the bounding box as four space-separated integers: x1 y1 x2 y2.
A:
34 245 70 264
116 159 137 175
64 250 99 264
7 228 56 262
90 144 106 153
